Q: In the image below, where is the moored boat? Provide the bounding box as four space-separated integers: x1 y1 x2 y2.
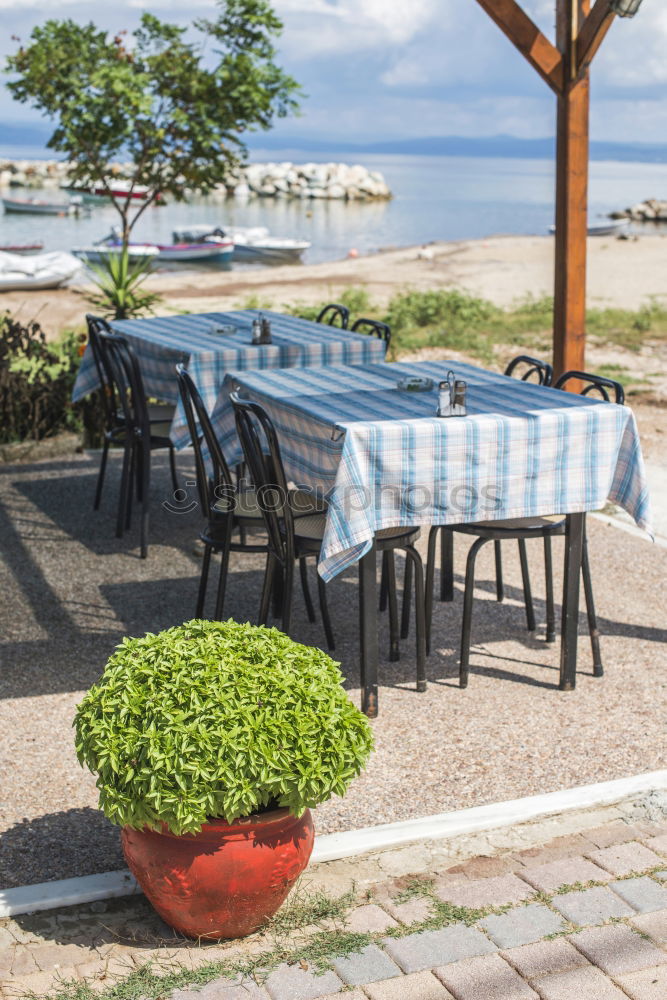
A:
548 218 630 237
0 242 44 254
2 197 74 216
73 234 234 265
0 250 82 291
172 225 309 264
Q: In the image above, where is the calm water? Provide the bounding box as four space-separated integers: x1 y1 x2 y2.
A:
1 146 667 267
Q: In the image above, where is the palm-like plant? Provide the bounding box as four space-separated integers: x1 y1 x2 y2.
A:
85 247 161 320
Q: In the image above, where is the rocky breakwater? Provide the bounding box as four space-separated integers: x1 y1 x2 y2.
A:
611 198 667 222
228 162 392 201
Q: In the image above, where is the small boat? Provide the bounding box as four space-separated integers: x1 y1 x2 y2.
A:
173 225 310 264
63 181 155 203
0 242 44 254
73 231 234 265
2 196 74 216
72 244 160 264
0 250 82 291
548 218 630 237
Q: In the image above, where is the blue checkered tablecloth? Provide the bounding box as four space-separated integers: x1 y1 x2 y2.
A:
71 310 387 447
214 360 652 581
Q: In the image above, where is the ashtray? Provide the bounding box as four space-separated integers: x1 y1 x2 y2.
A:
397 376 434 393
209 324 237 336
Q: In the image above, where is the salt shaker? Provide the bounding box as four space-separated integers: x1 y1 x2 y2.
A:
251 314 263 345
260 316 272 344
452 379 467 416
437 379 452 417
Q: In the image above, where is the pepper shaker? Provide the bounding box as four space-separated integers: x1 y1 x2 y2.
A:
251 313 263 345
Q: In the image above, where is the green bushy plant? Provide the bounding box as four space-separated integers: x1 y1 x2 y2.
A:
0 313 84 443
74 619 373 835
85 247 161 320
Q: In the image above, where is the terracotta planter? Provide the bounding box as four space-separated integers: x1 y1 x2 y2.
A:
121 807 314 940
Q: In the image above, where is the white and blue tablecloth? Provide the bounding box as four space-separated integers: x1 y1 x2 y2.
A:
214 361 652 581
71 310 387 446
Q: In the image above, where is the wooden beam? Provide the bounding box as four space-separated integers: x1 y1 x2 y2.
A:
474 0 565 94
577 0 616 75
553 1 590 379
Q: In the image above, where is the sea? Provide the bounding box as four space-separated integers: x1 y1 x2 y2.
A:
1 145 667 266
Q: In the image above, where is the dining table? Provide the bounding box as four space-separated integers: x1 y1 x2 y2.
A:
71 310 387 445
214 359 652 717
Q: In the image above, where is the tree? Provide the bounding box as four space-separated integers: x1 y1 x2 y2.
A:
6 1 300 313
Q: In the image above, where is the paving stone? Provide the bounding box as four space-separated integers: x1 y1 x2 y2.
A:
316 993 366 1000
435 954 538 998
6 948 39 975
343 905 398 934
364 971 454 1000
264 963 342 1000
480 904 565 949
31 942 97 972
2 970 62 997
519 857 610 893
501 938 588 981
550 886 635 926
383 924 496 973
615 965 667 1000
655 870 667 880
331 944 401 986
0 950 13 975
435 875 534 909
631 908 667 944
610 876 667 913
585 823 649 849
443 855 522 879
383 897 433 926
533 966 628 999
586 842 664 877
643 834 667 856
510 835 596 867
570 923 667 975
172 977 270 999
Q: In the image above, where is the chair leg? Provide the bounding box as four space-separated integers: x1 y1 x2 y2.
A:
460 537 488 689
116 440 132 539
543 533 556 643
440 528 454 602
196 544 212 618
581 536 603 677
281 560 295 636
126 444 137 530
94 438 110 511
379 550 389 612
168 443 178 493
259 553 276 626
214 521 233 620
401 552 413 640
517 538 536 632
405 546 427 692
494 540 505 602
139 443 150 559
425 526 439 655
385 549 400 662
299 557 316 623
316 572 336 651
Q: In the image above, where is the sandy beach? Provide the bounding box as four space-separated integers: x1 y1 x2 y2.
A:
5 232 667 338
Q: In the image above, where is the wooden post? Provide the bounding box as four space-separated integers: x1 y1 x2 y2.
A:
553 0 590 380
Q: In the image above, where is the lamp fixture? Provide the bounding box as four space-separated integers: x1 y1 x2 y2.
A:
609 0 644 18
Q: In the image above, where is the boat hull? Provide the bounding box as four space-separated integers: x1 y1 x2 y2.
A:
2 199 71 216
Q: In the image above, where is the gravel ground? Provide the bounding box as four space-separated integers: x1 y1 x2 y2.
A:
0 448 665 889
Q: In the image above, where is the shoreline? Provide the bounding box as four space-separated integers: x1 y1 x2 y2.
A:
4 232 667 337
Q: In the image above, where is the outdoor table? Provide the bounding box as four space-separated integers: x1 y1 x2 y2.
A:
216 360 652 717
71 310 387 446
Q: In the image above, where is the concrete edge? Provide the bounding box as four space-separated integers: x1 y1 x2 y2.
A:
590 510 667 549
1 768 666 919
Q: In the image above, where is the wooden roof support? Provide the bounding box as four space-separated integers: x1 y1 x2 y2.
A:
474 0 621 381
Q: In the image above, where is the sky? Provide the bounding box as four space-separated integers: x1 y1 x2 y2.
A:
0 0 665 145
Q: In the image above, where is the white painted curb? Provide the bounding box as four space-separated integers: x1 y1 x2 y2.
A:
2 768 666 918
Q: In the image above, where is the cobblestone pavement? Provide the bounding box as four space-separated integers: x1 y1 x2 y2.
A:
2 794 667 998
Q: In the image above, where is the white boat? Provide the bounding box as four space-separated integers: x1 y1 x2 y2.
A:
2 196 74 216
548 218 630 237
172 225 310 264
72 244 160 264
0 251 82 291
72 236 233 265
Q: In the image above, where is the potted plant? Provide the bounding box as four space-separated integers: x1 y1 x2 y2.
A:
74 619 373 941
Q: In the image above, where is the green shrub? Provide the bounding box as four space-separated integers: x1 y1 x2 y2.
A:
0 313 83 443
386 289 499 333
74 619 374 835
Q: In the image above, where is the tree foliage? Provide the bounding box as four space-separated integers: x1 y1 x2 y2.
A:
5 1 301 240
74 619 373 835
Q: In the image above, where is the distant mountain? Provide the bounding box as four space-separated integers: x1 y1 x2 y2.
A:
248 133 667 164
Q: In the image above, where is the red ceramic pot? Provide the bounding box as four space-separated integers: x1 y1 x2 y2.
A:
121 807 314 940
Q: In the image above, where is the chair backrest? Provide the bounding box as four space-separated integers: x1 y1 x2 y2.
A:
554 370 625 404
176 365 234 520
351 317 392 350
316 303 350 328
230 393 293 565
505 355 553 386
86 314 120 429
96 332 150 436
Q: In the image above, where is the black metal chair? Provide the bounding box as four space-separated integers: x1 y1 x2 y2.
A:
316 304 350 328
352 318 392 351
86 315 176 512
97 332 178 558
504 355 553 385
425 369 624 687
231 393 428 687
